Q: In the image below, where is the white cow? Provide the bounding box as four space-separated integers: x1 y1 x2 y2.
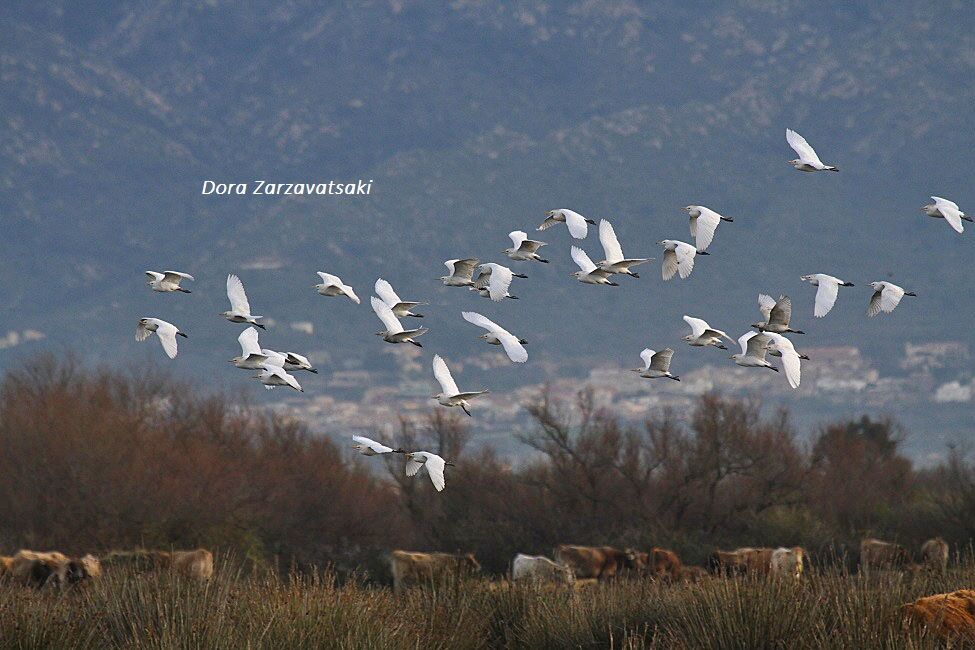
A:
511 553 575 585
770 547 806 580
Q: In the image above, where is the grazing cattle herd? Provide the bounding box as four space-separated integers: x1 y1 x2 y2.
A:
0 537 954 594
0 548 213 588
390 537 953 593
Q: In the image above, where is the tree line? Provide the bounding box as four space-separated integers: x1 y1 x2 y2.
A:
0 355 971 578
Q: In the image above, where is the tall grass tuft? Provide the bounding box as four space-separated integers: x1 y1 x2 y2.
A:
0 560 971 648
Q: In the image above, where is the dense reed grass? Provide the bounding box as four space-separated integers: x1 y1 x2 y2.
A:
1 558 971 648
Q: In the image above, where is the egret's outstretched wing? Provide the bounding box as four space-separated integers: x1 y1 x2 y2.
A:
770 296 793 327
462 311 501 333
353 435 393 454
375 278 402 307
786 129 823 166
933 197 964 233
227 274 251 314
145 271 164 281
260 349 287 367
317 272 340 285
509 230 528 248
758 294 776 323
814 280 839 318
370 296 403 333
483 263 513 302
563 210 589 239
869 283 904 316
675 243 696 279
571 246 597 274
639 349 655 371
163 271 194 282
135 320 152 342
683 315 708 338
238 326 262 356
154 321 179 359
432 354 460 396
598 220 624 263
867 290 883 318
285 352 312 367
745 332 770 359
880 284 905 313
692 208 721 251
424 454 446 491
452 258 480 279
661 249 679 281
267 365 302 392
342 284 361 304
405 455 424 477
496 331 528 363
650 348 674 372
738 331 759 356
767 333 801 388
473 268 491 289
537 216 559 231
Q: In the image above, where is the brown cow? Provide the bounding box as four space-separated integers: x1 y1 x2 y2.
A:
4 550 100 588
389 550 480 594
554 545 646 581
101 549 214 580
903 589 975 642
707 548 774 577
679 565 709 583
737 547 775 577
651 547 682 582
921 538 949 573
860 538 911 573
707 549 745 576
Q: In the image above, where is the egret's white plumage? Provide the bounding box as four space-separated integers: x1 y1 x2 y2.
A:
596 220 652 277
314 272 360 304
352 435 401 456
370 296 428 346
730 331 778 371
253 365 303 392
786 129 838 172
432 354 489 416
145 270 194 293
375 278 426 318
231 326 271 369
867 281 915 317
461 311 528 363
801 274 854 318
631 348 679 380
474 263 524 302
440 258 480 286
538 209 595 239
657 240 705 280
222 274 265 329
570 246 619 285
405 451 449 492
753 294 804 334
136 317 186 359
682 315 733 349
504 231 549 263
765 332 801 389
922 196 971 234
685 206 733 252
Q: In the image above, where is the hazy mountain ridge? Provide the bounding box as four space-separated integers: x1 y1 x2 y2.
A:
1 1 972 453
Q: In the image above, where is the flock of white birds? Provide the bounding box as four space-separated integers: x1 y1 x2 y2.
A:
135 129 967 491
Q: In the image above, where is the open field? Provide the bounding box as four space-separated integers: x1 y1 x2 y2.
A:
2 560 973 649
